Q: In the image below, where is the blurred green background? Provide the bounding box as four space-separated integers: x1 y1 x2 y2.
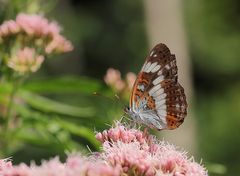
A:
0 0 240 175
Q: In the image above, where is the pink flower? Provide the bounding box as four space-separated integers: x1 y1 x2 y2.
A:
65 154 121 176
0 13 73 55
126 72 137 90
16 13 60 37
102 141 153 175
96 121 151 144
0 161 30 176
104 68 125 91
104 68 137 96
15 13 73 54
0 20 20 36
0 158 12 171
96 122 208 176
0 155 121 176
7 47 44 74
45 35 73 54
104 68 121 85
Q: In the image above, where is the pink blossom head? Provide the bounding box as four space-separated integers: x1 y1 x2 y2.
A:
103 68 137 98
96 121 208 176
0 159 30 176
104 68 124 90
126 72 137 90
16 13 60 37
0 159 12 171
7 47 44 74
45 35 73 54
0 155 121 176
15 13 73 54
0 20 20 36
95 121 151 144
65 154 121 176
0 13 73 56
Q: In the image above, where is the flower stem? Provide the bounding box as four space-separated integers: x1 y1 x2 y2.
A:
5 80 19 128
2 76 24 156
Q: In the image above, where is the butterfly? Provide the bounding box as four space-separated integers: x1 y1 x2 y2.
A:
125 43 187 130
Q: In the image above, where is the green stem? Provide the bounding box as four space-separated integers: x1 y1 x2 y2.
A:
5 76 26 128
2 76 24 156
5 79 19 128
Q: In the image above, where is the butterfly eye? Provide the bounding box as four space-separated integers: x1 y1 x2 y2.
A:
124 107 130 113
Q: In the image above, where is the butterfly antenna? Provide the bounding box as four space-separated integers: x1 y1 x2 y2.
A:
115 94 131 122
93 92 126 107
93 92 115 102
93 91 130 123
114 94 127 109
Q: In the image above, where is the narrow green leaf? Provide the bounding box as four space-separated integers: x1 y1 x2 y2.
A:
19 90 95 117
56 118 100 148
16 105 99 148
23 76 103 94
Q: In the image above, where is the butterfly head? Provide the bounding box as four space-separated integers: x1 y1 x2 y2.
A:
124 106 135 118
124 106 130 114
124 106 141 122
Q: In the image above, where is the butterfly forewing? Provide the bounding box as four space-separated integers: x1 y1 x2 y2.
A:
129 43 187 130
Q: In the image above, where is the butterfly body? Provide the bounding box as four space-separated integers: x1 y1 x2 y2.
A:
126 43 187 130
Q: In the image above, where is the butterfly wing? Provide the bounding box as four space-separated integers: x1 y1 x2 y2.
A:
129 43 187 130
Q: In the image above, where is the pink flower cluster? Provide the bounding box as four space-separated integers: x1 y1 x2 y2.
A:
0 156 120 176
16 14 60 37
96 122 208 176
96 122 151 144
0 13 73 54
8 47 44 74
0 20 20 35
104 68 136 96
0 122 208 176
0 159 12 172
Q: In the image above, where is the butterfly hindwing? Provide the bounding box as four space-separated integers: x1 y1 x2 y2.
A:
129 43 187 130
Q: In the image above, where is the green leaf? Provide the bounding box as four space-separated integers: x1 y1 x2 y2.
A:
14 107 88 149
23 76 103 94
19 90 95 117
0 83 11 94
16 105 99 148
56 118 100 148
